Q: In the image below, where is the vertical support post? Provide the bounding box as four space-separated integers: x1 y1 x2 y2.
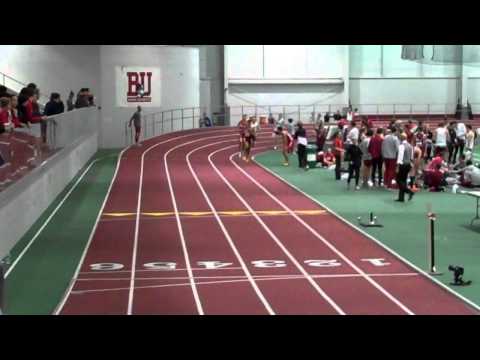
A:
152 114 155 137
298 105 301 123
393 104 396 120
427 212 442 276
171 110 174 132
181 109 184 130
162 112 164 134
377 104 380 122
125 122 128 147
143 116 147 139
192 107 195 129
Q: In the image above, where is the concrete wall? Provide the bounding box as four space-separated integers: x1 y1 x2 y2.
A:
349 45 461 111
99 45 200 148
0 128 98 259
225 45 349 121
0 45 100 104
199 45 224 115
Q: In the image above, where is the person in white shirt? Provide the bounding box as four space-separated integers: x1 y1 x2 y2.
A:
286 118 295 136
395 133 415 202
466 124 475 153
276 113 285 128
455 121 467 162
346 120 360 145
433 122 449 161
462 161 480 187
273 113 285 150
346 110 353 122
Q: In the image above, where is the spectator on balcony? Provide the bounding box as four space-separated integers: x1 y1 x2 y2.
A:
44 93 65 117
67 91 75 111
75 89 90 109
26 83 41 114
0 86 10 99
88 89 95 107
18 87 47 126
0 97 23 132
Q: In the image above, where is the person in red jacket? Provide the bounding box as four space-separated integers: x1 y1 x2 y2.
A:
24 95 46 124
0 98 22 131
368 127 384 186
333 131 345 180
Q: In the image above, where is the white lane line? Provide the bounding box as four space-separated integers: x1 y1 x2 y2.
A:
127 131 243 315
228 151 415 315
54 149 128 314
56 129 237 315
252 152 480 313
187 140 275 315
70 272 420 295
207 145 346 315
75 272 420 281
6 156 103 278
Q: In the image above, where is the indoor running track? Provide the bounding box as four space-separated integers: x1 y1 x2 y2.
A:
56 127 479 315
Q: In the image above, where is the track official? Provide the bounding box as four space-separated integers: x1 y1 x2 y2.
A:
395 133 415 202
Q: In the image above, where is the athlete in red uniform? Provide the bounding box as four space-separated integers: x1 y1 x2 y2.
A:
244 118 255 162
237 115 248 159
281 126 294 166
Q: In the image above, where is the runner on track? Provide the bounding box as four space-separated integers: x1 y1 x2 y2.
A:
238 115 248 159
244 118 256 163
281 125 294 166
129 106 143 146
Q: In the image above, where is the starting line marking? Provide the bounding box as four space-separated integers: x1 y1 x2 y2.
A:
70 272 420 295
102 209 327 219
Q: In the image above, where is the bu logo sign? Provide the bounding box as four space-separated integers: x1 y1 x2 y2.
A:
127 72 152 103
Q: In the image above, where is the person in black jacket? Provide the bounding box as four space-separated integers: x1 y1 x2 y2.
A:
294 121 308 170
44 93 65 116
346 140 363 190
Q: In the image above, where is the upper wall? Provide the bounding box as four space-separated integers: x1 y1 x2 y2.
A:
0 45 100 103
349 45 462 109
99 45 200 148
225 45 349 109
350 45 461 78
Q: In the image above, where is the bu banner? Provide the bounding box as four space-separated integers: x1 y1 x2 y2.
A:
115 66 161 107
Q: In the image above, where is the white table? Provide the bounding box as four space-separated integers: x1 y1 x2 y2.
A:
466 191 480 226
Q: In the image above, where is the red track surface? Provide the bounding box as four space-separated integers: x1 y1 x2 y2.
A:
57 127 479 315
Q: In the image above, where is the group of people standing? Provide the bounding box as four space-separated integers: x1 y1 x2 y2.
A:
237 113 309 168
323 116 478 202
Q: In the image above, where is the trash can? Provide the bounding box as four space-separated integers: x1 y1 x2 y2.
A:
306 143 317 169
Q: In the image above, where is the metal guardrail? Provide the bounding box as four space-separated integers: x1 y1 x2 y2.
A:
124 102 480 145
124 107 207 146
